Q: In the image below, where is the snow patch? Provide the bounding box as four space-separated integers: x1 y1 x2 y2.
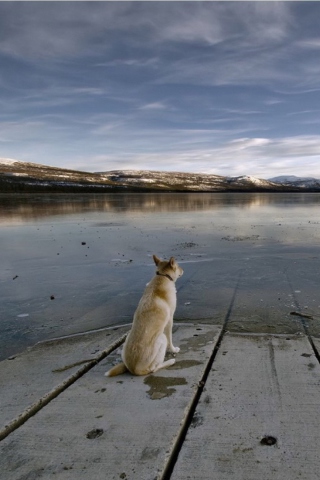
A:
228 175 271 186
0 158 19 166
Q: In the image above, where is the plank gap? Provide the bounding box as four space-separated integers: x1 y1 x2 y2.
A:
159 271 242 479
0 333 126 442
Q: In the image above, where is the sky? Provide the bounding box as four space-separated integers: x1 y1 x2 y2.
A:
1 1 320 179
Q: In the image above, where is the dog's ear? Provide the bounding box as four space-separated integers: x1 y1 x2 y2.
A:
169 257 175 268
153 254 161 266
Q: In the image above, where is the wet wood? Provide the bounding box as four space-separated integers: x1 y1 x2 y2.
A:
172 333 320 480
0 327 129 433
0 325 221 480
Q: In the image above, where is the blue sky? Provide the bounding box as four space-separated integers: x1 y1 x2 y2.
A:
1 1 320 178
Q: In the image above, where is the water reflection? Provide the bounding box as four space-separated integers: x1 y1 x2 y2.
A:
1 192 320 223
2 191 320 360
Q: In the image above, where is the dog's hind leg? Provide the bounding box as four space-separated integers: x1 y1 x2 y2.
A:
152 358 176 373
149 333 176 373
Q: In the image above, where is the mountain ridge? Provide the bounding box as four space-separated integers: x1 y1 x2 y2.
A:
0 157 314 193
269 175 320 189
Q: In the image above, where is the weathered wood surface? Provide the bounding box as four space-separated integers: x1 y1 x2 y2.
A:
172 333 320 480
311 337 320 357
0 324 221 480
0 326 129 436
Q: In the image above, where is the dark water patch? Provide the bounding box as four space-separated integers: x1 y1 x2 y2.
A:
307 362 316 370
144 375 187 400
222 235 260 242
171 359 203 370
91 222 125 227
179 330 217 352
190 411 204 428
86 428 104 439
140 447 161 461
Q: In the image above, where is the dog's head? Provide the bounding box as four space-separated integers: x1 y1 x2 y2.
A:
153 255 184 281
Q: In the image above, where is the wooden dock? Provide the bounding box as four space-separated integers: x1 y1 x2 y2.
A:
1 324 320 479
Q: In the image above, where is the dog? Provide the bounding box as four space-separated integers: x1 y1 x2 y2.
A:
105 255 183 377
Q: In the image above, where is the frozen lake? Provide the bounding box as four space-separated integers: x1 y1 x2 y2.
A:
1 192 320 360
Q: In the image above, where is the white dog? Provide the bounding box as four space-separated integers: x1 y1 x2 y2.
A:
105 255 183 376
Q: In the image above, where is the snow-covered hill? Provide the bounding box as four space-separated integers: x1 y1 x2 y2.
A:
0 158 314 192
269 175 320 189
97 170 298 192
0 158 119 192
227 175 279 188
98 170 227 191
0 157 19 166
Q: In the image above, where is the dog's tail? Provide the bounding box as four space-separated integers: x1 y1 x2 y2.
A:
105 362 128 377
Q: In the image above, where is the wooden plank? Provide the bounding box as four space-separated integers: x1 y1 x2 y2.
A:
0 326 129 435
172 333 320 480
0 324 221 480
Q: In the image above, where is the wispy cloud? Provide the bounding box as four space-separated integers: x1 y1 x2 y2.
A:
74 134 320 179
158 2 291 46
94 58 159 68
139 102 168 111
1 2 320 178
0 121 45 142
297 38 320 49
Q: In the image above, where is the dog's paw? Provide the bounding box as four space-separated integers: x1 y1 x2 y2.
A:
171 346 180 354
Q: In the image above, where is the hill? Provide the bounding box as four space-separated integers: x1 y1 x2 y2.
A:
0 158 308 193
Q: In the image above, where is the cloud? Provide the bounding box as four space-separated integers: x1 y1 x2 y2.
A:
0 3 291 60
139 102 168 111
158 2 291 46
297 38 320 49
74 134 320 179
205 135 320 177
0 3 121 59
1 2 320 180
0 2 318 93
0 121 45 142
95 58 159 68
93 120 126 135
5 127 320 180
